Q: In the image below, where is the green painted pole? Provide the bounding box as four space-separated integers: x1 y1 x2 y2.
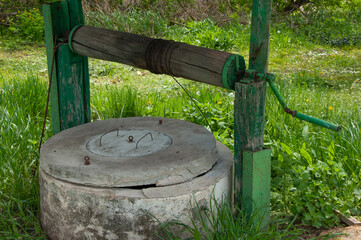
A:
234 0 273 227
43 0 90 134
248 0 272 73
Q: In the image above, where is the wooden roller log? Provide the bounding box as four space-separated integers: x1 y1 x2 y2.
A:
69 25 245 89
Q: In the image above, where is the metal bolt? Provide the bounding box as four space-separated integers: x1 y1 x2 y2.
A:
84 156 90 165
128 135 134 142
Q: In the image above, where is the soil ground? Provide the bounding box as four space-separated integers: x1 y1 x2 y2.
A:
318 226 361 239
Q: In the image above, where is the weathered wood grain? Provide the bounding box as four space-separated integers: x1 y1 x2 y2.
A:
234 81 267 195
71 25 232 88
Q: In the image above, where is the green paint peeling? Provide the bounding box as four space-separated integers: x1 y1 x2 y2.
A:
234 0 273 228
42 0 90 134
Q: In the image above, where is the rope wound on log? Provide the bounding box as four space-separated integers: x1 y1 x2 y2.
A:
145 39 181 75
68 25 246 89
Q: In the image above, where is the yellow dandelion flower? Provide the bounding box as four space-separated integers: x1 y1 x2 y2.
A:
320 71 324 74
328 106 333 111
333 55 336 57
217 101 222 104
330 77 333 80
300 73 304 77
355 79 359 82
18 10 20 13
1 20 4 22
148 100 151 104
306 99 309 102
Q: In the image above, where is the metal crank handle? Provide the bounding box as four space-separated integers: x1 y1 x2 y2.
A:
260 73 342 132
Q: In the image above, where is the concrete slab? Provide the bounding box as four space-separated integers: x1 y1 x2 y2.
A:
40 117 219 187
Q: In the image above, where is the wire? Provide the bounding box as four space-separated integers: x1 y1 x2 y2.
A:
38 37 67 152
171 76 213 133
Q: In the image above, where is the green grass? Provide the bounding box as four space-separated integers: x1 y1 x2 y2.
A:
1 5 361 239
265 77 361 228
157 196 306 240
0 75 49 239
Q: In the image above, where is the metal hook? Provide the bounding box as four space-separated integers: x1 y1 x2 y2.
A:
135 132 153 149
99 128 119 146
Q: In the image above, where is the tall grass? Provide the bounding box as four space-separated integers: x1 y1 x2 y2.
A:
0 75 48 239
157 196 304 240
265 75 361 227
85 9 251 52
290 7 361 47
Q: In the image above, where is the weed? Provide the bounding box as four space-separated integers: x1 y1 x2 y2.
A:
9 8 44 42
266 77 361 228
157 195 304 239
91 84 143 120
86 9 170 37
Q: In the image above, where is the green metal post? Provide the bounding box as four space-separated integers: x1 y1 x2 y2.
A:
43 0 90 134
234 0 273 226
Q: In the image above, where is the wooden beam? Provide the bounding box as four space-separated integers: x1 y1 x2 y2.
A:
70 25 245 89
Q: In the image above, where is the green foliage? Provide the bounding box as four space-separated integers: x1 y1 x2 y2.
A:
86 9 250 52
179 19 236 51
91 85 143 119
86 9 169 37
275 140 358 228
181 90 235 151
0 0 48 8
267 78 361 228
8 8 44 42
273 0 361 14
291 159 356 228
157 196 304 239
291 7 361 46
0 75 48 239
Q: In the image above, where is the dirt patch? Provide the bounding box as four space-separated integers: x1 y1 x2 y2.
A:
318 225 361 240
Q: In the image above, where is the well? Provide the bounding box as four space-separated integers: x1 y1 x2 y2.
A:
39 117 233 240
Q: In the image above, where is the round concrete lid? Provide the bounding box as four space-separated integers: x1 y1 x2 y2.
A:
87 129 172 157
40 117 219 187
